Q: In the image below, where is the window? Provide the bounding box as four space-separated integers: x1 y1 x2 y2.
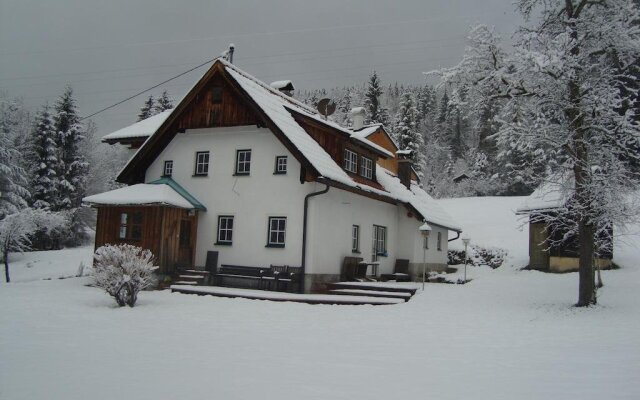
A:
437 232 442 251
352 225 360 253
217 216 234 245
194 151 209 176
373 225 387 256
267 217 286 247
343 149 358 173
274 156 288 174
235 149 251 175
211 86 223 104
163 160 173 177
118 212 142 241
359 156 373 179
424 235 429 249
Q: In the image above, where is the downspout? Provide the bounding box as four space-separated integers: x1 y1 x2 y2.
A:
448 231 461 242
301 183 330 293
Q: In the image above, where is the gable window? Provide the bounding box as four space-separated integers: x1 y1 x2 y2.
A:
352 225 360 253
235 149 251 175
267 217 286 248
343 149 358 173
211 86 223 104
163 160 173 177
359 156 373 179
194 151 209 176
216 216 234 245
437 232 442 251
373 225 387 256
118 212 142 241
274 156 288 174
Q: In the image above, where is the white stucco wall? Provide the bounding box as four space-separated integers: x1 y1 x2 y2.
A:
142 124 449 278
145 126 311 268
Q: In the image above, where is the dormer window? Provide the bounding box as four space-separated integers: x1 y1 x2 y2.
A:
359 156 373 179
344 149 358 173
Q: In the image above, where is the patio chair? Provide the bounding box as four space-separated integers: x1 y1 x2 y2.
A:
341 256 364 281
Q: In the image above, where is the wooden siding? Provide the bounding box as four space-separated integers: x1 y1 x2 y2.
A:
94 206 198 274
366 129 399 174
174 75 258 131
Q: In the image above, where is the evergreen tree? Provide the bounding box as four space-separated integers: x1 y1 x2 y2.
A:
364 71 389 125
54 87 88 211
30 105 59 210
394 92 425 174
154 90 173 114
137 95 155 121
0 95 30 219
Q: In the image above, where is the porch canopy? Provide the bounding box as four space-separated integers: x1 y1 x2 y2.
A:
83 177 206 210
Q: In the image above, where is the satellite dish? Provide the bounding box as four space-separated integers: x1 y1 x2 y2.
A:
317 98 336 119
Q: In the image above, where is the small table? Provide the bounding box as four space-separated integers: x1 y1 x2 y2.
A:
359 261 380 280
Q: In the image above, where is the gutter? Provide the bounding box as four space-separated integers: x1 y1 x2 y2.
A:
448 231 461 242
301 183 330 293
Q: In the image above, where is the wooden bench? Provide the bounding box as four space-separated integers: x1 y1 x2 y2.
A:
215 264 268 289
262 265 302 292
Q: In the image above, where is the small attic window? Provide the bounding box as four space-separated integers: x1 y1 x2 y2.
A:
211 86 223 104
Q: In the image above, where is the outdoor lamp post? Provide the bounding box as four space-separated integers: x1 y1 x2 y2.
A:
462 237 471 284
419 223 432 291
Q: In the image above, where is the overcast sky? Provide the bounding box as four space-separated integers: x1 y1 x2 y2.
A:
0 0 522 136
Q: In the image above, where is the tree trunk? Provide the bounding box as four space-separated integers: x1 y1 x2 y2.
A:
577 220 595 306
4 249 10 283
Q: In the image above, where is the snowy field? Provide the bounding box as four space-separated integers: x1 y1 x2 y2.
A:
2 197 639 400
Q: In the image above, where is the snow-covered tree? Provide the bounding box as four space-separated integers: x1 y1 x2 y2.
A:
92 244 158 307
30 105 59 210
0 96 30 219
1 208 66 282
364 71 389 125
137 95 155 121
54 87 88 211
154 90 173 114
394 92 425 174
434 1 640 306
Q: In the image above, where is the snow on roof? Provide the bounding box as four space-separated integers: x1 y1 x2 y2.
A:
269 80 294 91
350 124 383 139
83 182 198 209
516 174 572 214
102 109 173 142
377 167 463 232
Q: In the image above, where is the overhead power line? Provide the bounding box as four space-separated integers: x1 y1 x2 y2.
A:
79 57 216 121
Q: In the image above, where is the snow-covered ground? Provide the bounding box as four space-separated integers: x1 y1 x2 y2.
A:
1 197 639 400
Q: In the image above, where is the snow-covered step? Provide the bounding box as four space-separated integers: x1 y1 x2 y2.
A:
181 269 209 275
173 280 199 285
328 282 418 295
329 289 412 301
178 274 205 280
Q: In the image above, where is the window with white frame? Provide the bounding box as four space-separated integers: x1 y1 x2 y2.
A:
235 149 251 175
118 212 142 241
343 149 358 173
267 217 287 247
424 235 429 249
163 160 173 177
217 216 234 244
275 156 288 174
194 151 210 176
359 156 373 179
437 232 442 251
373 225 387 256
352 225 360 253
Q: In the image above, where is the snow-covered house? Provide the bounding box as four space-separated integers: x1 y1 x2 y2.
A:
84 59 461 292
517 179 613 273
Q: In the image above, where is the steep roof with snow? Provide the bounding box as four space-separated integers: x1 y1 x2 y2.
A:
102 109 173 142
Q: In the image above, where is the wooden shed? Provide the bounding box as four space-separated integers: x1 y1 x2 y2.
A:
84 178 206 274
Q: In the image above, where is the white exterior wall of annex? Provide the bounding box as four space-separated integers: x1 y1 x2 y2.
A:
305 187 449 277
145 125 312 267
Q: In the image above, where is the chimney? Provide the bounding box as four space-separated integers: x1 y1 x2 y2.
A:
396 149 413 189
350 107 365 130
270 80 295 97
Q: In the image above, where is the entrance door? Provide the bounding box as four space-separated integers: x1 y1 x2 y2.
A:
178 219 193 267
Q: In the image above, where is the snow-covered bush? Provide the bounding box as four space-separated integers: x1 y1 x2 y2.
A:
92 244 158 307
448 245 507 269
